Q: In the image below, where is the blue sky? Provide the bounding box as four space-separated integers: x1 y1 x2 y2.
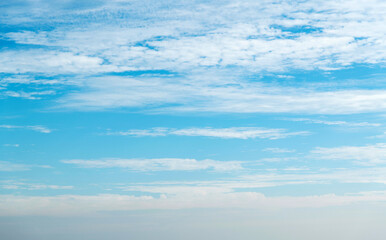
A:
1 0 386 239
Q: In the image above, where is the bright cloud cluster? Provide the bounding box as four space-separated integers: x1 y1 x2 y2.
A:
0 0 385 113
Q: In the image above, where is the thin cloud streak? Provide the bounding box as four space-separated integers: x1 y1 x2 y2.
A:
284 118 381 127
0 125 52 133
109 127 309 140
1 181 73 190
62 76 386 114
62 158 243 171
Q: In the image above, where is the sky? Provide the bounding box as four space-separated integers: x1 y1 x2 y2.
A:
1 0 386 239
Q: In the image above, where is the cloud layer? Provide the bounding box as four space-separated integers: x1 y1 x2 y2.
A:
1 190 386 216
1 0 386 113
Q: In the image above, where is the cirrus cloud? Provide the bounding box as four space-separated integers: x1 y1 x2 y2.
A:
61 158 243 171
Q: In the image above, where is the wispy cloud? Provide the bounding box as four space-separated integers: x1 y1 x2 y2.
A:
311 143 386 165
284 118 381 127
0 161 52 171
2 90 56 100
108 127 309 140
0 125 52 133
3 144 19 147
368 132 386 139
60 75 386 114
1 181 73 190
0 161 30 171
62 158 243 171
259 157 299 163
0 50 111 74
263 148 296 153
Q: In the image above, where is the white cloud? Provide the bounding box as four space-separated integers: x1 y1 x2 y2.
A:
27 125 52 133
0 75 60 85
285 118 381 127
263 148 296 153
0 0 385 114
311 143 386 165
368 132 386 139
61 75 386 114
0 161 52 172
2 90 56 99
3 0 386 72
171 128 308 139
0 50 118 74
0 161 30 171
3 144 19 147
61 158 243 171
0 181 73 190
110 127 169 137
259 157 299 162
283 167 310 171
0 125 52 133
110 127 308 140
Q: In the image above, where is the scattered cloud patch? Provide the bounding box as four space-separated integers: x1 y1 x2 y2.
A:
1 0 386 114
3 0 386 73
